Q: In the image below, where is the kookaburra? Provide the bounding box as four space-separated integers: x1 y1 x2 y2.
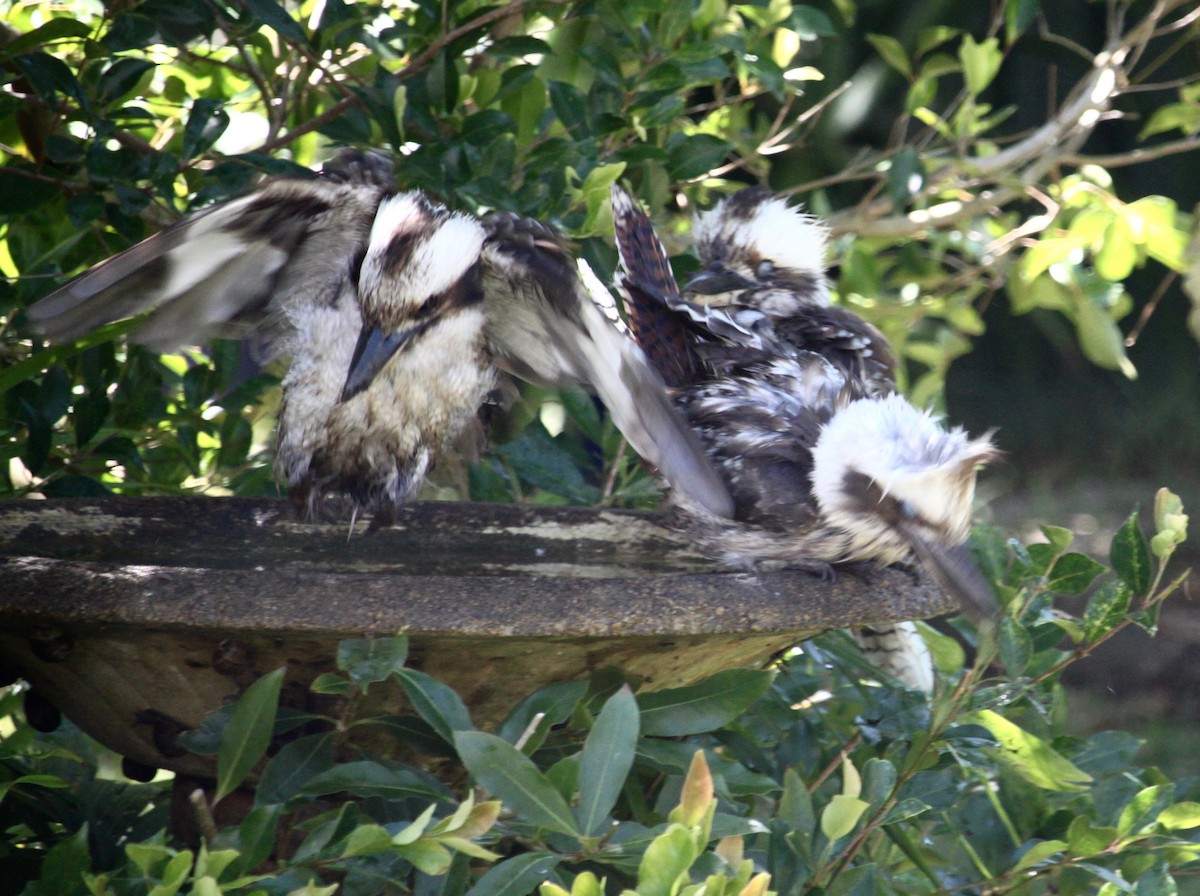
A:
610 185 998 690
686 188 895 392
25 150 733 526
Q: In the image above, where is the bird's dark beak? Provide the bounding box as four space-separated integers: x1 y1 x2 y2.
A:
683 264 756 296
901 526 998 625
341 324 411 402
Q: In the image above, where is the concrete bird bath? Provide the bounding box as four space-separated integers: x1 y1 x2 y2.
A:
0 497 952 780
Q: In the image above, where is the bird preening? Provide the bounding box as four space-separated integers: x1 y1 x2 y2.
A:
26 148 999 687
26 149 732 528
610 184 999 689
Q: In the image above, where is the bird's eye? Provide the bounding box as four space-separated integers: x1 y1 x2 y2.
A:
897 501 918 522
755 260 775 280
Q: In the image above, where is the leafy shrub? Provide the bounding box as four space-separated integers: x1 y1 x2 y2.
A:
0 491 1192 895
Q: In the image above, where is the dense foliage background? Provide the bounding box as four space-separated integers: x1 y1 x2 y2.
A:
1 0 1198 893
1 0 1197 507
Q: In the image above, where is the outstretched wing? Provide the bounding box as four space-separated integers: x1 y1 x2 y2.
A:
479 211 734 520
25 149 394 359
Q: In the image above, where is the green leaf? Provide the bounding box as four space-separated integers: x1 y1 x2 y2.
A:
495 425 600 503
998 616 1033 675
1 17 91 55
454 731 580 836
1157 802 1200 831
497 679 588 752
1040 525 1074 553
1083 579 1132 643
866 34 911 78
970 710 1092 792
1095 214 1139 281
396 839 453 875
638 825 697 896
1134 861 1177 896
959 34 1002 95
215 667 285 804
242 0 309 44
576 685 639 836
1013 839 1068 872
821 795 869 842
395 668 474 744
342 823 394 858
1067 816 1118 855
1073 299 1137 379
861 758 897 810
1118 785 1175 838
1129 196 1187 272
300 761 449 802
463 853 560 896
255 732 336 806
779 768 816 836
338 635 408 690
665 133 733 180
638 669 774 736
1046 552 1108 595
97 58 154 107
1140 102 1200 140
882 798 931 824
1111 512 1152 593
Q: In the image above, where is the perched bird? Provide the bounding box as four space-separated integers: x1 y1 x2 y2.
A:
611 185 997 689
687 188 895 392
26 150 732 525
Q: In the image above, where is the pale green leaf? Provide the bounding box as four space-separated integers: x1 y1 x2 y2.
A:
970 710 1092 791
866 34 911 78
1158 802 1200 831
638 824 697 896
1013 839 1067 872
959 34 1002 95
820 795 868 842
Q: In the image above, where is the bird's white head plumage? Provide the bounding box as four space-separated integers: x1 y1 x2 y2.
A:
358 192 485 326
690 189 830 306
811 394 998 563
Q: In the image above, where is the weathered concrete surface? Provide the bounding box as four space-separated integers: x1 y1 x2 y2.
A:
0 497 954 778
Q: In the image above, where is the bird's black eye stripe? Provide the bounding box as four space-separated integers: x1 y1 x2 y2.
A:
840 470 926 528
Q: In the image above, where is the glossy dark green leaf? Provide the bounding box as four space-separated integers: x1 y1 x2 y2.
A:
243 0 309 44
461 852 560 896
181 98 230 160
97 58 154 107
495 425 600 504
1 17 91 55
12 52 84 102
395 668 474 744
887 147 924 203
1111 511 1152 594
1083 579 1132 642
1046 552 1107 595
496 679 588 753
548 80 587 133
454 731 580 836
638 669 774 736
300 760 450 802
254 732 336 806
215 667 285 803
337 635 408 690
576 685 639 836
234 805 281 874
998 616 1032 676
664 133 733 180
